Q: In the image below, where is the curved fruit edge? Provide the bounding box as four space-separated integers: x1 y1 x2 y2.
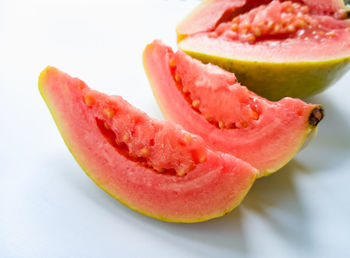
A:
143 45 323 177
261 107 323 176
39 67 256 223
176 0 219 42
146 64 317 177
38 69 158 220
261 125 314 177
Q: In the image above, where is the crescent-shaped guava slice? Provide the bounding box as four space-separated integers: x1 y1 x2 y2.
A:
39 66 258 223
143 40 324 177
177 0 350 100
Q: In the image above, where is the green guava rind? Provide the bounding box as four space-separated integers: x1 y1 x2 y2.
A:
178 47 350 100
38 66 258 223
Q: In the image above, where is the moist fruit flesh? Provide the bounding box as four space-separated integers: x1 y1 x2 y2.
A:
177 0 349 40
177 0 350 100
39 66 258 223
143 40 324 177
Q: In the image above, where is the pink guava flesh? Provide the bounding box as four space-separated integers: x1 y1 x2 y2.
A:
39 66 257 222
143 40 324 176
178 0 350 62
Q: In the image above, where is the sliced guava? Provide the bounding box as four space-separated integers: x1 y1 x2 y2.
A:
143 40 324 177
177 0 350 100
39 66 258 223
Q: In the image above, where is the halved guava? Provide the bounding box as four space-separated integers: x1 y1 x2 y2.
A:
39 66 258 223
177 0 350 100
143 40 324 177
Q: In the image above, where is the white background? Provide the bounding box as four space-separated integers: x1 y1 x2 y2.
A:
1 0 350 257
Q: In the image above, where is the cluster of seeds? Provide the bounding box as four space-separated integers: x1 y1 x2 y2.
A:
231 1 313 43
217 0 339 43
169 58 260 130
191 98 259 130
84 94 206 176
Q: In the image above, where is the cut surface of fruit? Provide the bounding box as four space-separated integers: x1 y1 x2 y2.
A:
39 66 257 223
177 0 349 40
143 40 324 177
177 0 350 100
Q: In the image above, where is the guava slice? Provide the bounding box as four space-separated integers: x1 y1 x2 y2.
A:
39 66 258 223
143 40 324 177
177 0 350 100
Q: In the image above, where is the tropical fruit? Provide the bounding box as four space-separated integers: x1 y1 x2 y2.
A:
39 66 258 223
177 0 350 100
143 40 324 177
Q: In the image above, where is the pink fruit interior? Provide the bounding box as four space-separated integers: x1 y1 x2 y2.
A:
170 51 261 129
179 0 350 61
144 40 322 175
39 66 257 222
214 1 348 44
169 47 323 131
83 89 208 177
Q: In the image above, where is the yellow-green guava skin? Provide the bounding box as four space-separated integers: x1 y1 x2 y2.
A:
179 49 350 101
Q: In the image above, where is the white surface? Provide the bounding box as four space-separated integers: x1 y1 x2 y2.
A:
1 0 350 257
